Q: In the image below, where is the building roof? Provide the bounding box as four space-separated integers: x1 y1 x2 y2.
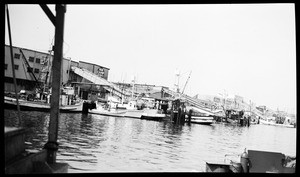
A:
71 66 112 86
79 60 110 70
5 44 74 62
5 44 51 56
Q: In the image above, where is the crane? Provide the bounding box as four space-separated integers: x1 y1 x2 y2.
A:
181 70 192 94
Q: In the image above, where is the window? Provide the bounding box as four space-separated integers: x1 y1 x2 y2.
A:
14 53 20 59
14 65 19 70
27 67 33 72
34 68 40 73
5 64 8 70
29 57 34 62
35 58 40 64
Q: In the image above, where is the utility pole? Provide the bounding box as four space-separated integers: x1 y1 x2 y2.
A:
41 4 66 164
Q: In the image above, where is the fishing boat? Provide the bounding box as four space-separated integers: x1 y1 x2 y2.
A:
116 100 137 110
122 109 144 118
4 96 82 113
185 106 215 125
140 109 166 121
259 118 295 128
88 102 127 117
188 115 214 125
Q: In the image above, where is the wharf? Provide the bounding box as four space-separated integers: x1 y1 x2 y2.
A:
5 126 68 174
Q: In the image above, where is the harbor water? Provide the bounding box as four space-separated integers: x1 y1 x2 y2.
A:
4 109 296 172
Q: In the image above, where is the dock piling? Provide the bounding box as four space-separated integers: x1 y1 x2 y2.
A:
43 4 66 165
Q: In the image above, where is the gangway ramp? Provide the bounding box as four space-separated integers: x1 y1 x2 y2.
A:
162 88 216 115
71 66 130 98
186 106 215 116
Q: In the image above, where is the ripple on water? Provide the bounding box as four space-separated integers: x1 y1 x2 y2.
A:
4 109 297 172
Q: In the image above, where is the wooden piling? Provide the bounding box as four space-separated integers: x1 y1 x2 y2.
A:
188 109 192 124
44 4 66 164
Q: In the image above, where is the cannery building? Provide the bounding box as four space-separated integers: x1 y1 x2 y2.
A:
4 44 114 103
68 60 111 100
4 45 76 92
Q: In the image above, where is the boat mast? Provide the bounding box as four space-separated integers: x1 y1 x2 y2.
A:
6 4 21 126
174 69 180 93
39 49 53 100
131 75 135 100
181 70 192 94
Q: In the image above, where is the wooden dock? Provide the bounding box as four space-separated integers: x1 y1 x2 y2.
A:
5 127 68 174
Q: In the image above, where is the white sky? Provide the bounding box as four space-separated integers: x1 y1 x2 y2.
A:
5 4 296 113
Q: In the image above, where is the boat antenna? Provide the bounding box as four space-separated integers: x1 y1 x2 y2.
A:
6 4 21 127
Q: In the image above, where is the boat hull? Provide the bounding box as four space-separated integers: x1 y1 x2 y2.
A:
89 109 126 117
189 116 214 125
140 114 165 121
123 110 145 118
140 109 167 121
4 98 82 113
259 119 294 128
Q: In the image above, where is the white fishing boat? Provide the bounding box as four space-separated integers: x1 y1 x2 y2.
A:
123 109 145 118
4 96 82 113
89 102 127 117
89 108 127 117
185 105 215 125
116 100 137 110
188 115 214 125
140 109 166 121
259 118 294 128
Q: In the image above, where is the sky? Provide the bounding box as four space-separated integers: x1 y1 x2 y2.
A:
4 4 296 113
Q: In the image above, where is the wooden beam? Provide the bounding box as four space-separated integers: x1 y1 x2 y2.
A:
39 4 56 26
44 4 66 164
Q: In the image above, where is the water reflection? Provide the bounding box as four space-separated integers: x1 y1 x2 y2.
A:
4 109 296 172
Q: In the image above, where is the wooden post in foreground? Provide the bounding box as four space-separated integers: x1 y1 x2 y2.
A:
44 4 66 164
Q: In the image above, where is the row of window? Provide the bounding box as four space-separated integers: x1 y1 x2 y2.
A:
5 64 40 73
14 53 43 64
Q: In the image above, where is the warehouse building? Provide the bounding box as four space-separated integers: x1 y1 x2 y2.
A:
4 44 111 102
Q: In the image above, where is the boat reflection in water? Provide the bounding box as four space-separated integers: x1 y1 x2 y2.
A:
4 109 296 173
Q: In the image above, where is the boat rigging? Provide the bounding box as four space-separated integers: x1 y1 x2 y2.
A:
181 70 192 94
